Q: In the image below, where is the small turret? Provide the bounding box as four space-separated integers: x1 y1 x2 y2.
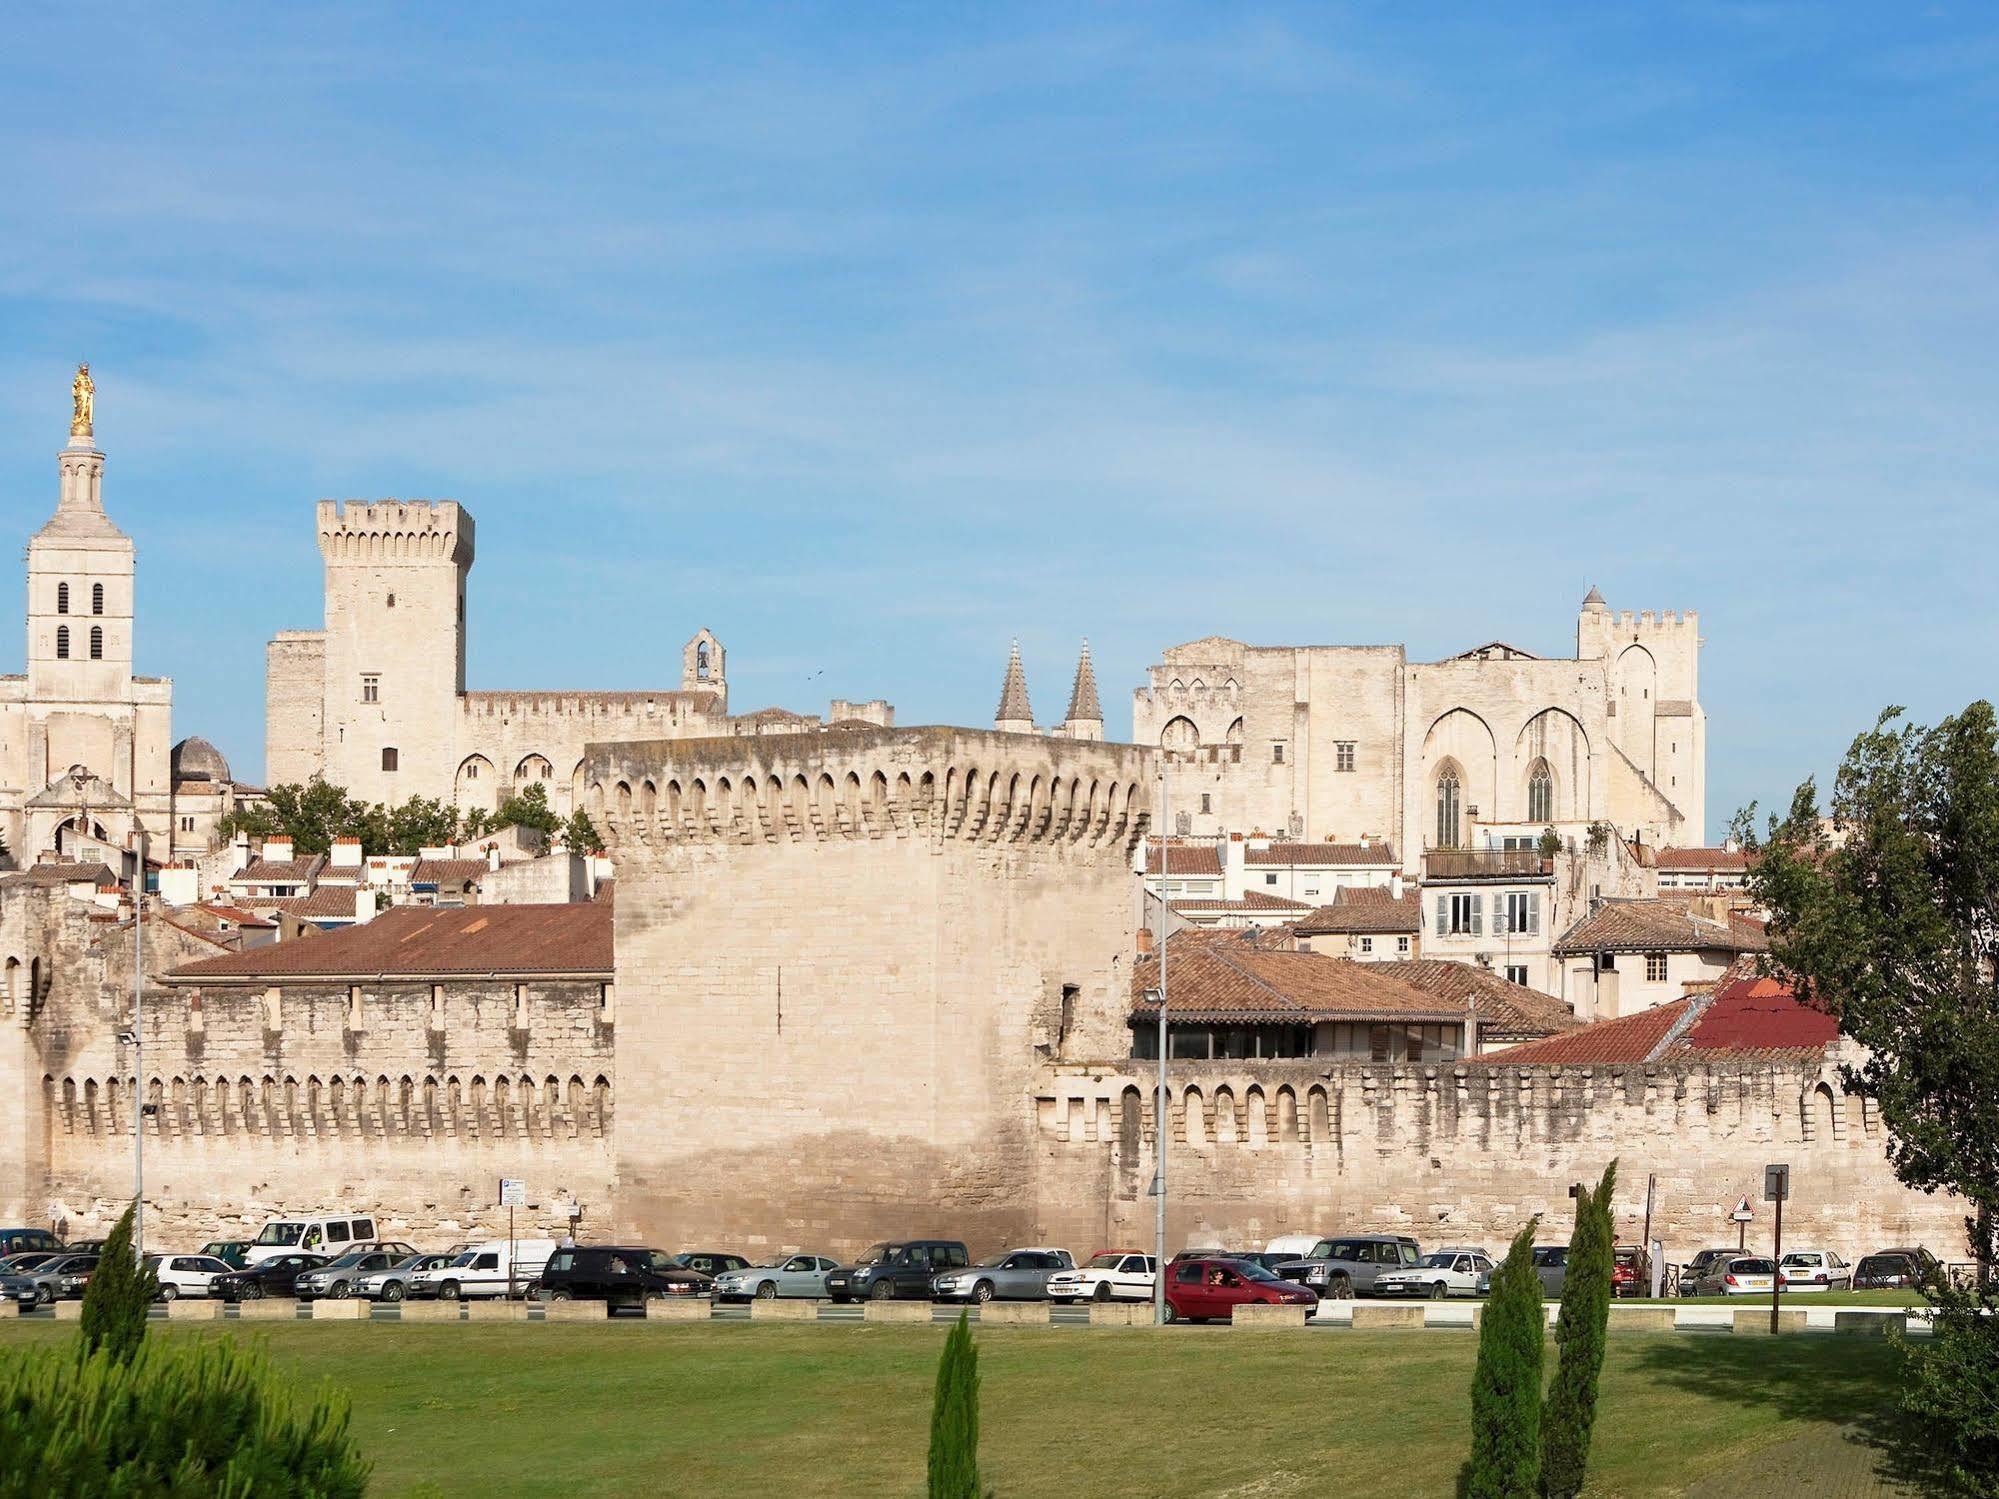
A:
1059 640 1104 742
994 640 1035 734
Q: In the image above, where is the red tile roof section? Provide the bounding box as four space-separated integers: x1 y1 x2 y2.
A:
1296 889 1423 934
1133 934 1462 1024
1478 975 1837 1067
165 903 612 982
1144 843 1223 876
1656 847 1753 871
1243 842 1398 867
1474 1001 1693 1066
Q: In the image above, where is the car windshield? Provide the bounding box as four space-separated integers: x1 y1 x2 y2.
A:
1779 1254 1818 1267
629 1251 679 1273
1732 1259 1775 1274
1236 1261 1284 1283
324 1251 372 1269
253 1223 303 1247
1086 1253 1123 1269
446 1252 478 1268
852 1244 891 1266
976 1254 1014 1268
1857 1257 1908 1274
386 1255 427 1271
1416 1254 1455 1269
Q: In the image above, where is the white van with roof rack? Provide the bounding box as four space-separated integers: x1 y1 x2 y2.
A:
243 1214 382 1266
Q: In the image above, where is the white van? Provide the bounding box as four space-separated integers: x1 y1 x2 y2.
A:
405 1238 558 1300
244 1213 382 1267
1264 1234 1331 1262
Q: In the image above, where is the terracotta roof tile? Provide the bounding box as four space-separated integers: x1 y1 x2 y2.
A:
1370 960 1579 1040
1473 1001 1693 1066
409 858 489 888
1477 975 1835 1066
1655 846 1752 872
259 887 366 921
165 904 611 982
1145 842 1223 876
1244 842 1398 867
1551 897 1771 958
3 861 118 887
1170 890 1312 914
1296 889 1423 935
1132 935 1462 1024
235 854 326 884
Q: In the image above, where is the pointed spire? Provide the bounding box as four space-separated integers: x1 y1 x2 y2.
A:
994 639 1034 730
1581 584 1608 611
1065 639 1103 724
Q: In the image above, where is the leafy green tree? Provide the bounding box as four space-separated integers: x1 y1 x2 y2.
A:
491 781 563 841
562 808 602 855
77 1203 154 1365
1738 701 1999 1491
1541 1161 1616 1498
0 1336 368 1496
1463 1222 1544 1499
1537 827 1562 861
385 795 463 854
217 778 363 855
927 1309 981 1499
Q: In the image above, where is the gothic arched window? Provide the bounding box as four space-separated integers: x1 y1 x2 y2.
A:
1527 761 1553 824
89 626 103 660
1435 768 1462 849
91 583 103 615
56 583 68 615
55 625 69 660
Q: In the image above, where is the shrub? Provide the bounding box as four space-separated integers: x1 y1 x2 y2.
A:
1541 1161 1617 1498
1903 1282 1999 1493
927 1309 981 1499
77 1202 154 1365
1463 1222 1545 1499
0 1335 368 1496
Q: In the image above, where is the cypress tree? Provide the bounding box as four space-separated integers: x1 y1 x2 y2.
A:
78 1203 155 1365
927 1310 981 1499
1541 1160 1618 1498
1463 1222 1545 1499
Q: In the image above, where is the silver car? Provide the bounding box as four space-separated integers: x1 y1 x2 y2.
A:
356 1252 460 1303
933 1249 1074 1304
294 1245 418 1300
712 1254 843 1302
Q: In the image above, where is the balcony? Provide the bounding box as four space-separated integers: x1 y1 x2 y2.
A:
1422 848 1550 881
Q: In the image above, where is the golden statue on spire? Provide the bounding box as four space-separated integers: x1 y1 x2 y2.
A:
70 363 94 438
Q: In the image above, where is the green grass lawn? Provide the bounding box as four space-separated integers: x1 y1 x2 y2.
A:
0 1321 1916 1497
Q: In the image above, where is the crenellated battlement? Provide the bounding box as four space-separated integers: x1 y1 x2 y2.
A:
315 499 473 565
586 726 1155 856
1612 608 1698 631
461 690 721 723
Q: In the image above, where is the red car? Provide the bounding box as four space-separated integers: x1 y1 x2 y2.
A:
1163 1257 1319 1324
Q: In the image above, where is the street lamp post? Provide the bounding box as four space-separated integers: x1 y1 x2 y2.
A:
1151 752 1169 1325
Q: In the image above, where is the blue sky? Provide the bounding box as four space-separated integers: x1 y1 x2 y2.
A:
2 3 1994 829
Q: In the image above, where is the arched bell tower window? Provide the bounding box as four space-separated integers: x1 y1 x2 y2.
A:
695 643 710 681
55 626 69 660
1527 760 1553 824
56 583 68 615
91 583 103 615
1435 767 1462 849
89 626 103 660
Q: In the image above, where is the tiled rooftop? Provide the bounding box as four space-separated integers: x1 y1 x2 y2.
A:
1551 897 1771 958
166 904 613 982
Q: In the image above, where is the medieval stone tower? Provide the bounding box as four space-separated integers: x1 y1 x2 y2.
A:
588 726 1152 1247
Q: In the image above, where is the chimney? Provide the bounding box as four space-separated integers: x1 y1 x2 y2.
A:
487 842 502 872
1390 871 1404 901
330 836 362 869
231 831 252 875
264 835 294 864
354 886 376 925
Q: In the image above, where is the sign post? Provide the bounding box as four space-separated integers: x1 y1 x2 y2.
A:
499 1178 527 1300
1731 1195 1754 1253
1764 1164 1790 1334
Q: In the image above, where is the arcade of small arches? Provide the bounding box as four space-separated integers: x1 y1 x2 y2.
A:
43 1070 614 1143
592 761 1150 849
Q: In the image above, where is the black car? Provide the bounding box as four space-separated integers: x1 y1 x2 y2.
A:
0 1228 63 1258
0 1251 62 1276
200 1240 253 1270
209 1253 328 1301
539 1246 711 1309
1853 1252 1927 1290
825 1240 970 1302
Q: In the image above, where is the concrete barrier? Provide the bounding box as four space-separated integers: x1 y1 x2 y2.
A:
1350 1303 1424 1330
1734 1308 1808 1335
1835 1311 1906 1337
1089 1302 1154 1327
311 1298 368 1320
863 1300 933 1324
165 1299 225 1321
235 1298 299 1321
1231 1304 1308 1329
541 1298 606 1322
463 1300 527 1322
1608 1307 1677 1333
397 1300 461 1322
1422 1304 1479 1329
0 1300 16 1319
750 1298 820 1322
51 1299 84 1321
979 1302 1050 1327
643 1298 710 1322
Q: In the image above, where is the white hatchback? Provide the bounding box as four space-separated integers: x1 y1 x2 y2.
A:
1375 1250 1496 1300
144 1254 233 1300
1778 1249 1852 1292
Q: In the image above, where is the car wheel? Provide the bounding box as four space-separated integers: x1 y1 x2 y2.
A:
1162 1302 1179 1324
439 1281 461 1301
754 1281 777 1300
34 1285 53 1306
972 1281 995 1305
547 1288 573 1302
1330 1275 1353 1300
1430 1282 1449 1301
871 1280 896 1301
1093 1282 1113 1303
383 1282 405 1302
159 1285 178 1301
241 1283 263 1301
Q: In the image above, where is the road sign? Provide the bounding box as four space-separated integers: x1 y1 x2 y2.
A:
498 1178 526 1208
1764 1164 1790 1203
1732 1196 1754 1222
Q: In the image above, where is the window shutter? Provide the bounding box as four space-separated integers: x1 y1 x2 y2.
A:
1528 890 1541 935
1435 894 1447 934
1471 894 1483 937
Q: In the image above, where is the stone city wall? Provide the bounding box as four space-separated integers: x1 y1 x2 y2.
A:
1033 1053 1964 1264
